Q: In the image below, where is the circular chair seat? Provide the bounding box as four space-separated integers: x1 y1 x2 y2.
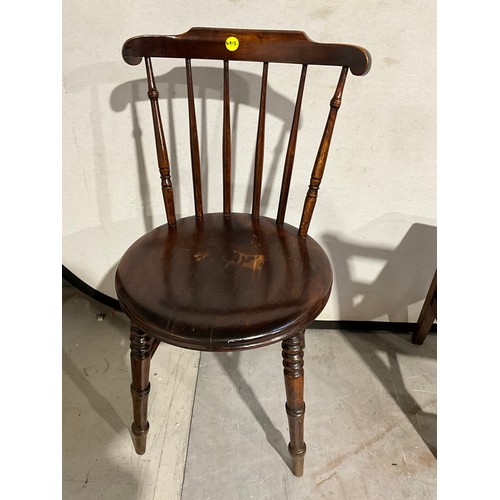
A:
115 213 332 350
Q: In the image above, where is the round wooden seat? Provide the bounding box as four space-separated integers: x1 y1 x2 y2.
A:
115 213 332 351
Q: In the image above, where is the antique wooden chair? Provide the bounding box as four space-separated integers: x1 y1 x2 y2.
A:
115 27 371 476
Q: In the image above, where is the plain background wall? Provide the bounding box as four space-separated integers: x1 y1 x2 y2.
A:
62 0 436 322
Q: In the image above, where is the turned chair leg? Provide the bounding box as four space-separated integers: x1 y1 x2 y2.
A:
129 324 152 455
282 332 306 476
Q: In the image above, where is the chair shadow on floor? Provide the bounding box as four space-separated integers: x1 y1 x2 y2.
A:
62 291 140 498
322 220 437 458
62 349 128 435
214 351 291 469
62 291 132 436
345 332 436 458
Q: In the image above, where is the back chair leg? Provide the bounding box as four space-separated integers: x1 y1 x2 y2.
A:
282 332 306 476
412 270 437 345
129 324 153 455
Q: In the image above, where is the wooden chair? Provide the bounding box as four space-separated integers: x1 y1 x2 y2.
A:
412 270 437 345
115 27 371 476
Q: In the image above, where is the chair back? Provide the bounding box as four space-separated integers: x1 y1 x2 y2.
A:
122 27 371 237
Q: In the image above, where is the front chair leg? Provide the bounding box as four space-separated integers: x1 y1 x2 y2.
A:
129 324 152 455
282 332 306 476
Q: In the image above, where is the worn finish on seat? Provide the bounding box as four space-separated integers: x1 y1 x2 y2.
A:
114 27 370 477
116 214 333 351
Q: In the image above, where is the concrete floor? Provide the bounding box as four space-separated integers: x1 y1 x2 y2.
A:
62 287 436 499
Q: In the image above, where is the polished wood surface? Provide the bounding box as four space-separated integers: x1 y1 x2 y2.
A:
122 27 371 75
277 64 307 226
282 332 307 476
298 66 348 238
185 58 203 219
116 27 370 475
145 57 176 226
252 62 269 218
129 325 152 454
222 60 231 215
116 214 332 351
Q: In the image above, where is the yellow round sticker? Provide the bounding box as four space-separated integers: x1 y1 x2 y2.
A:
225 36 239 52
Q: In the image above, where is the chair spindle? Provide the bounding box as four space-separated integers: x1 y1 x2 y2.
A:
298 66 348 238
277 64 308 226
252 62 269 218
185 59 203 219
144 57 177 227
223 60 231 215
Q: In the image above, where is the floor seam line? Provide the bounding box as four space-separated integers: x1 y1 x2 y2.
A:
179 350 202 500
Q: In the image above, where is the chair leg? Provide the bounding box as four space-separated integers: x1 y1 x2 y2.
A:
282 332 306 476
129 324 152 455
412 270 437 345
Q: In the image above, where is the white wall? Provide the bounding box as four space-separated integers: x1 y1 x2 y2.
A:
63 0 436 322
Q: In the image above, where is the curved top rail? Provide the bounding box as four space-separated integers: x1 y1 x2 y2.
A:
122 27 371 76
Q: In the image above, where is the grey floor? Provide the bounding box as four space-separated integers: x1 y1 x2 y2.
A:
62 287 436 499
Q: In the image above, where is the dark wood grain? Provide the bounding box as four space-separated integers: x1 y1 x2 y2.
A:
252 62 268 218
116 213 332 351
223 60 231 214
185 58 203 218
282 332 306 476
129 324 152 455
277 64 307 226
123 27 371 75
145 57 176 226
298 66 348 238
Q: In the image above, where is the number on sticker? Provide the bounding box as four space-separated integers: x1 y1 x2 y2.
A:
225 36 239 51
